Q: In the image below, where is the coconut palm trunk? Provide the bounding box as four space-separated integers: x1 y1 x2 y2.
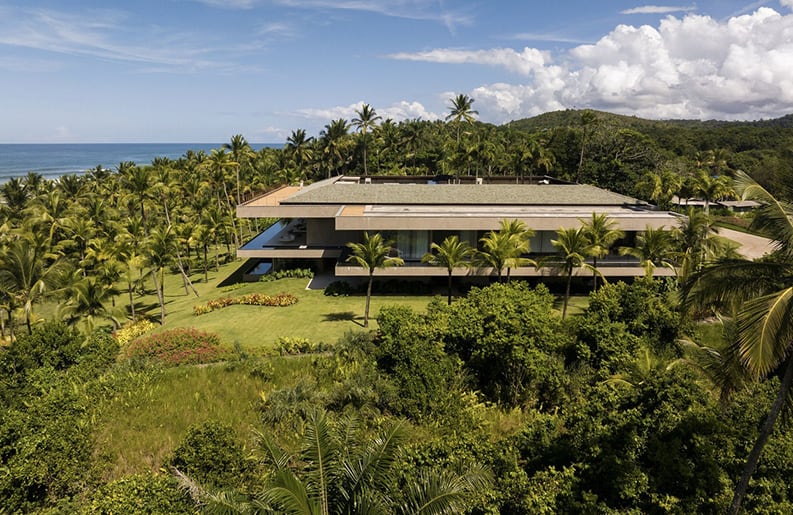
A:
729 355 793 515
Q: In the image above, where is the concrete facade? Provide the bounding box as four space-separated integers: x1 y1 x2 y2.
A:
237 175 682 278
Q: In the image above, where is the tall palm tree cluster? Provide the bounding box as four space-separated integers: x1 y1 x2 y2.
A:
0 136 274 336
282 96 561 180
637 148 737 211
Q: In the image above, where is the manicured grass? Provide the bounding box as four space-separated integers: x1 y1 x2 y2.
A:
129 261 430 351
93 356 309 480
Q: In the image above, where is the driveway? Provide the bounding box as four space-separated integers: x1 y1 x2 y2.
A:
718 227 776 259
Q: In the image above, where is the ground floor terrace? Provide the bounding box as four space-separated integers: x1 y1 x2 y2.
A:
238 219 677 279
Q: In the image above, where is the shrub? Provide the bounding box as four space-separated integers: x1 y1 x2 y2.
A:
261 267 314 281
121 328 231 367
324 280 352 296
83 473 194 514
168 420 248 488
193 292 298 315
113 319 157 347
276 336 330 355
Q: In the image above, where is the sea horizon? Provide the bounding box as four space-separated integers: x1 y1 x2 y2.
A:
0 142 281 183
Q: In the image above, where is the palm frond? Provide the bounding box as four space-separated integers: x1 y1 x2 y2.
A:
174 468 252 515
399 464 492 515
735 170 793 255
681 259 793 312
263 469 320 515
341 420 407 500
302 409 338 515
736 287 793 378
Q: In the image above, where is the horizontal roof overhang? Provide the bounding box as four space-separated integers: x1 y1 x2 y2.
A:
238 248 342 259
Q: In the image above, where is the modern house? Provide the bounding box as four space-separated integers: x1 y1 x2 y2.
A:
237 175 681 279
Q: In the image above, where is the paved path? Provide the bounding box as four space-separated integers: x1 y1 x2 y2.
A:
718 227 776 259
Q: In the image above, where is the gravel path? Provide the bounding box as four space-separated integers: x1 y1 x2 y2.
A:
717 227 776 259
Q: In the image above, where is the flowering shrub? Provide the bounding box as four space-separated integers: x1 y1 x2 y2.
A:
260 268 314 282
276 336 331 355
193 292 298 316
113 319 157 347
121 328 231 366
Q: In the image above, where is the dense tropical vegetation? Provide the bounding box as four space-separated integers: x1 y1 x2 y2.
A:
2 101 793 513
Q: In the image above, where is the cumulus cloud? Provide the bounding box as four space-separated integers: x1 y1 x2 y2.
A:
388 47 550 75
781 0 793 9
387 7 793 122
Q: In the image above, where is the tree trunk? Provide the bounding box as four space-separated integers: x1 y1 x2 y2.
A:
152 267 166 324
447 270 453 305
728 354 793 515
593 256 599 292
127 281 136 318
563 270 572 319
203 244 209 283
364 270 373 328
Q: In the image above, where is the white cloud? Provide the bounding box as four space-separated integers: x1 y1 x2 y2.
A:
388 47 550 76
0 6 239 72
783 0 793 9
295 100 440 123
274 0 472 30
621 5 696 15
390 7 793 122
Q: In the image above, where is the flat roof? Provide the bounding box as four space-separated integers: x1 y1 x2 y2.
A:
281 181 641 206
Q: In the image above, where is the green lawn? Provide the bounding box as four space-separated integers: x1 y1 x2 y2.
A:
145 263 591 350
132 262 431 350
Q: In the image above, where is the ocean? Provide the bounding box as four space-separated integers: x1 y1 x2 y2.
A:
0 143 277 183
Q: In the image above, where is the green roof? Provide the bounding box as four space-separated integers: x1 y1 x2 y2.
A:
282 182 640 206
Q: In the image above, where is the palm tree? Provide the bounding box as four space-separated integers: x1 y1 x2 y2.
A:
682 171 793 514
351 104 381 175
144 226 176 324
446 94 478 147
119 162 155 230
551 227 596 319
286 129 315 182
636 168 684 210
223 134 254 205
421 235 473 304
180 410 490 514
58 275 123 332
476 219 535 281
692 169 735 215
619 226 677 277
346 232 404 327
672 207 727 278
319 119 351 178
581 213 624 291
0 236 69 334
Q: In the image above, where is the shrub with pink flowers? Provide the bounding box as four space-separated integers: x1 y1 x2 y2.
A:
193 292 298 316
121 328 231 366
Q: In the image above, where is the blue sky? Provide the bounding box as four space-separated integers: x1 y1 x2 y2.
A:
1 1 792 143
